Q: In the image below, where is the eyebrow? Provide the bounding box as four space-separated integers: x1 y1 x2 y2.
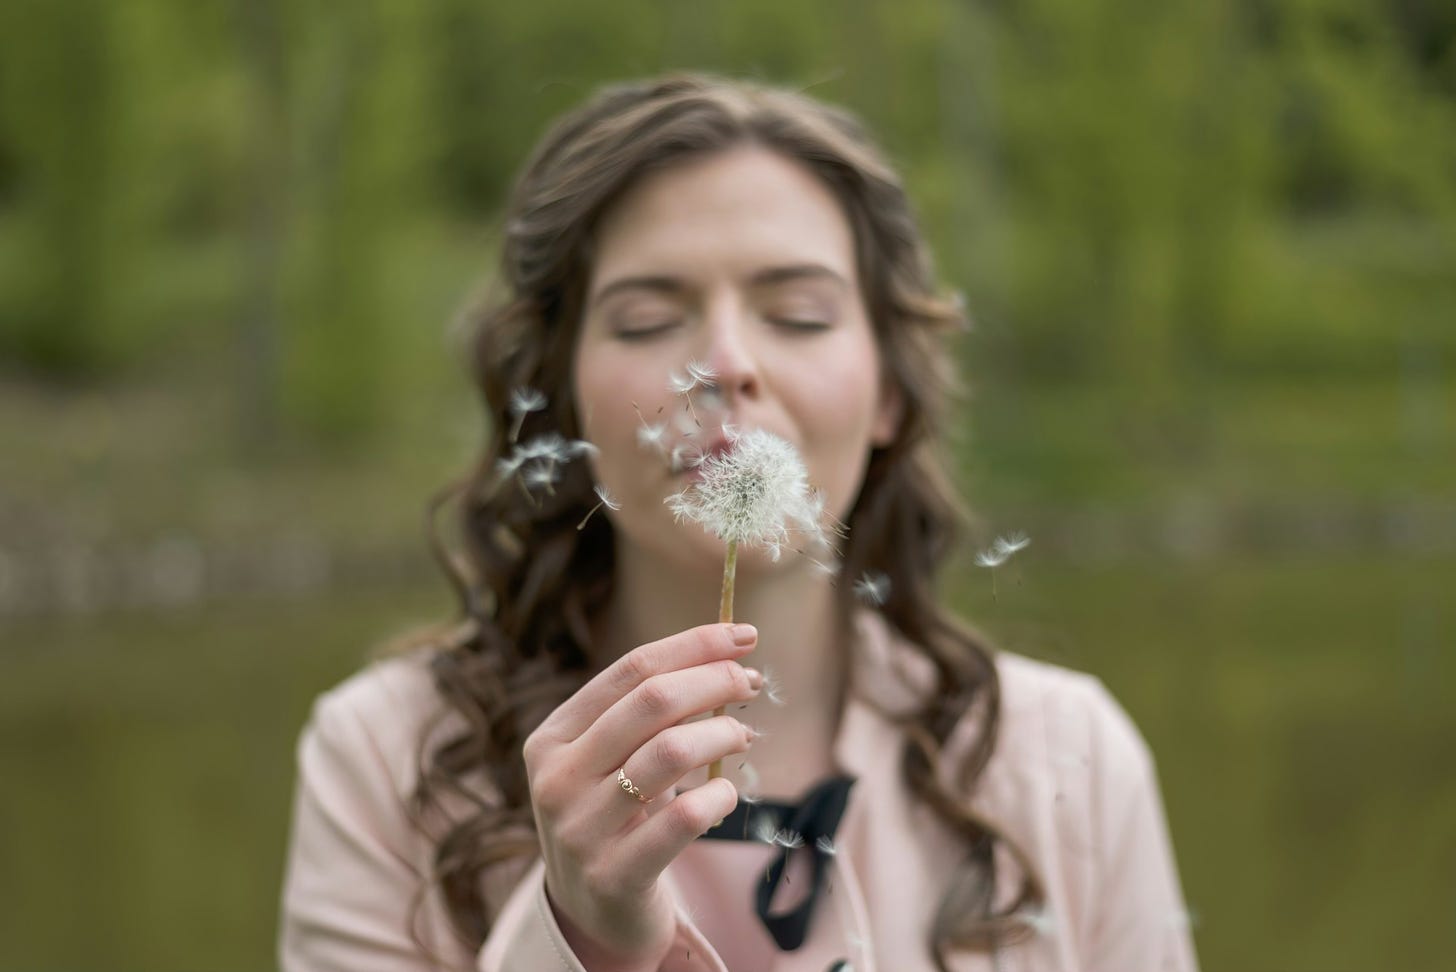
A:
590 263 849 307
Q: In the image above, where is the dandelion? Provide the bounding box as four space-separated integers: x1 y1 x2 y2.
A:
666 427 824 781
508 387 547 442
665 428 824 553
852 570 890 607
577 484 623 530
974 530 1031 601
815 835 838 856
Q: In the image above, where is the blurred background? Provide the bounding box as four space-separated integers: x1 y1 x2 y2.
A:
1 0 1452 969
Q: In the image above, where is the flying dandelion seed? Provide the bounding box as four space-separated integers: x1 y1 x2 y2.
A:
667 358 718 395
751 814 779 845
1018 905 1057 939
852 571 890 607
577 485 623 530
774 829 805 849
685 359 717 386
759 665 786 706
668 361 721 427
805 554 840 578
739 761 761 796
669 442 704 474
993 530 1030 557
522 463 561 495
974 547 1009 569
636 421 669 450
975 530 1031 600
507 387 547 442
815 835 838 856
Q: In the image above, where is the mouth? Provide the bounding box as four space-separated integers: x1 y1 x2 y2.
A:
669 430 734 478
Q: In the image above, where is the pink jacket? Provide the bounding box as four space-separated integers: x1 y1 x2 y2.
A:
280 612 1199 971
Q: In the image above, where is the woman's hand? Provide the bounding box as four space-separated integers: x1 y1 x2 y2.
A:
522 622 762 972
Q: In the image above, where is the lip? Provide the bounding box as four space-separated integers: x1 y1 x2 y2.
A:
671 430 734 479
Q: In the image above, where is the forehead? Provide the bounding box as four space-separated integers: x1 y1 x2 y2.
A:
588 147 859 292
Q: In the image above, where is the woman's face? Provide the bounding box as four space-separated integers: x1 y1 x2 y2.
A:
572 146 900 575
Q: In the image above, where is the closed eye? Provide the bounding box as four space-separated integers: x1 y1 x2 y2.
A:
614 319 682 340
769 317 832 332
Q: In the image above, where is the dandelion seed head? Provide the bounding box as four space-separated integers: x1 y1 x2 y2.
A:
664 428 818 549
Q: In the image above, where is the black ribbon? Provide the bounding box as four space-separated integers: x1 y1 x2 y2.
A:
698 775 856 951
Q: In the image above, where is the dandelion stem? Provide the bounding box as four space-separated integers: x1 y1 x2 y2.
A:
719 538 738 625
708 538 739 784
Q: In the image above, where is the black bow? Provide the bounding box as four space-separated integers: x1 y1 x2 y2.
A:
699 775 856 951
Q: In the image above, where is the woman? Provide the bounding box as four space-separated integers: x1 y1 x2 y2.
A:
279 74 1199 972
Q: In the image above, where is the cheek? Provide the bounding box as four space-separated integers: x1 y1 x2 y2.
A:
789 337 885 510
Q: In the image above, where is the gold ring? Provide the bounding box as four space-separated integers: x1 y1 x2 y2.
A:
616 767 652 804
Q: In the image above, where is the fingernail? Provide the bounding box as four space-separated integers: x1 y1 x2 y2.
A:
744 667 764 690
730 624 757 647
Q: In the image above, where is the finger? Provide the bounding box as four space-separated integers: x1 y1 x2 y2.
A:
535 623 756 744
602 778 740 895
603 716 754 820
579 660 761 775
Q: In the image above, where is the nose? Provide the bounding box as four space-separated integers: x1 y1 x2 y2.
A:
700 297 761 404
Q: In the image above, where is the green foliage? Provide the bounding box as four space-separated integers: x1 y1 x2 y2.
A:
0 0 1450 432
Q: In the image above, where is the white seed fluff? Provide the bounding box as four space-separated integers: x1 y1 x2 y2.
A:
852 570 890 606
664 428 823 550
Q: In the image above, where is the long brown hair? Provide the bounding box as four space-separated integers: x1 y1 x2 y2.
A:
411 73 1044 969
